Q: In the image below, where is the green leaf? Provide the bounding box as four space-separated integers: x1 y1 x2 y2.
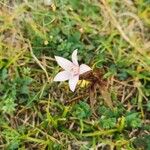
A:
0 68 8 81
146 101 150 111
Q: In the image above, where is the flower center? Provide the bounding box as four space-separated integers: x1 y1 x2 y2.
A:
70 65 79 76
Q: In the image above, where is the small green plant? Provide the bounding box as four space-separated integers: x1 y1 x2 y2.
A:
125 112 142 128
72 101 91 119
1 97 17 114
99 117 116 129
2 128 21 150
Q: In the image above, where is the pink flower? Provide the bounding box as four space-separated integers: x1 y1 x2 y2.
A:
54 50 91 92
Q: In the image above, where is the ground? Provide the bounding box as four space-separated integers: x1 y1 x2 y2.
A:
0 0 150 149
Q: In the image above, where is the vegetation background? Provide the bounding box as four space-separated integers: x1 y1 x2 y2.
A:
0 0 150 149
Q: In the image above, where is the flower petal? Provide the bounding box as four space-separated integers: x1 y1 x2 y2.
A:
72 49 78 66
55 56 73 71
69 75 79 92
54 71 71 81
79 64 91 74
